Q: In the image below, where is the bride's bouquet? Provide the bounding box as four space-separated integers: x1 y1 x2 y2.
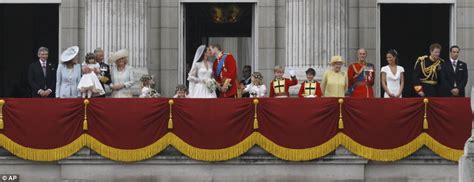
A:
206 78 218 93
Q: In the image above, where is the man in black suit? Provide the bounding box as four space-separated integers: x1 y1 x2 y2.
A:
28 47 56 98
440 45 468 97
94 48 111 97
239 65 252 98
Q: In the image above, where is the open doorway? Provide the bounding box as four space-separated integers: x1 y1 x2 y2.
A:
380 4 450 97
0 4 59 97
183 3 254 86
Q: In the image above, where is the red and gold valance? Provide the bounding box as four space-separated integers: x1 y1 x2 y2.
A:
0 98 470 162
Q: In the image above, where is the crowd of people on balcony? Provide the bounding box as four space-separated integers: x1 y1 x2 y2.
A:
28 43 468 99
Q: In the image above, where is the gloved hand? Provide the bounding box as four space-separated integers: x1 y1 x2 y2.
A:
289 69 296 77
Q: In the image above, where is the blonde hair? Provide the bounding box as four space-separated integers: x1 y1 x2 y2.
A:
274 65 284 72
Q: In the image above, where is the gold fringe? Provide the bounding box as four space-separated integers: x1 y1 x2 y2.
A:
257 132 340 161
253 99 259 129
0 132 463 162
257 132 462 162
169 132 256 161
0 134 86 161
0 99 5 130
83 99 89 130
423 133 464 161
85 134 170 162
338 98 344 129
341 133 424 161
341 133 463 161
423 98 429 130
168 99 174 129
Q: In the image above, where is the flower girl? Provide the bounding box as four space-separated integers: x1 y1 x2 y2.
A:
139 74 161 98
77 53 105 98
242 72 266 98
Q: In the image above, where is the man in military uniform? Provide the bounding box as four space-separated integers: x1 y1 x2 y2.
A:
347 48 375 98
413 43 444 97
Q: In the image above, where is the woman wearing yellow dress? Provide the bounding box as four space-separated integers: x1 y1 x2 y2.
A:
321 56 348 97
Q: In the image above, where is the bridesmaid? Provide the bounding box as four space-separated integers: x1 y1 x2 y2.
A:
381 49 405 98
55 46 82 98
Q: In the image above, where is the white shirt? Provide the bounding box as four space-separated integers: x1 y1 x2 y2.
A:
39 59 47 66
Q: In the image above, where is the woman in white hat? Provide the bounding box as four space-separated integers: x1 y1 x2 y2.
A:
321 55 348 97
109 49 134 98
55 46 82 98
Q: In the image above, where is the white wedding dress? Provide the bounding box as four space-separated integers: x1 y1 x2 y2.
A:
188 61 217 98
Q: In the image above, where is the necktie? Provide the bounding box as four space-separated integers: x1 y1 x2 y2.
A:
41 62 47 77
453 61 457 72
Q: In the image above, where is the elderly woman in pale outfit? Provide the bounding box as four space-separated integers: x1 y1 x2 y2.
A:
321 56 348 97
56 46 82 98
109 49 134 98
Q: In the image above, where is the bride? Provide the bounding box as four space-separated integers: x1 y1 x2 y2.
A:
187 45 217 98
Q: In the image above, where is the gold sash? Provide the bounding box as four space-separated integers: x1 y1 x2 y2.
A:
273 79 286 94
304 82 317 96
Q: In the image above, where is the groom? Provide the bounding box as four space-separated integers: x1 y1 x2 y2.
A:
210 43 238 98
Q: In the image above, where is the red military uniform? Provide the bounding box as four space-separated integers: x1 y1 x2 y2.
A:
269 77 298 98
212 53 238 98
298 80 322 98
347 62 375 98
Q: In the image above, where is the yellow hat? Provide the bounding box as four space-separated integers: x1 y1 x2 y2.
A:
330 55 344 64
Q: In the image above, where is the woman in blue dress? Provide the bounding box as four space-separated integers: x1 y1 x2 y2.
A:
55 46 82 98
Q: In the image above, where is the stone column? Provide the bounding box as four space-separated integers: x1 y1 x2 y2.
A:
286 0 349 81
84 0 149 85
85 0 149 95
459 87 474 182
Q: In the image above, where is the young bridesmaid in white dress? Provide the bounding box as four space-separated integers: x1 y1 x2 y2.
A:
242 72 266 98
77 53 105 98
381 49 405 98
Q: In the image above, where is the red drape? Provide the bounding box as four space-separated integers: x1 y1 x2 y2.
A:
258 98 339 148
425 98 472 149
172 99 254 149
0 97 470 161
87 98 169 149
2 98 83 149
342 98 424 149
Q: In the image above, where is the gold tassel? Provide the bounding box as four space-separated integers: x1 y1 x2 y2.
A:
0 99 5 129
83 120 88 130
253 99 259 129
83 99 89 130
168 99 174 129
423 98 429 130
423 118 428 129
338 118 344 129
338 98 344 129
